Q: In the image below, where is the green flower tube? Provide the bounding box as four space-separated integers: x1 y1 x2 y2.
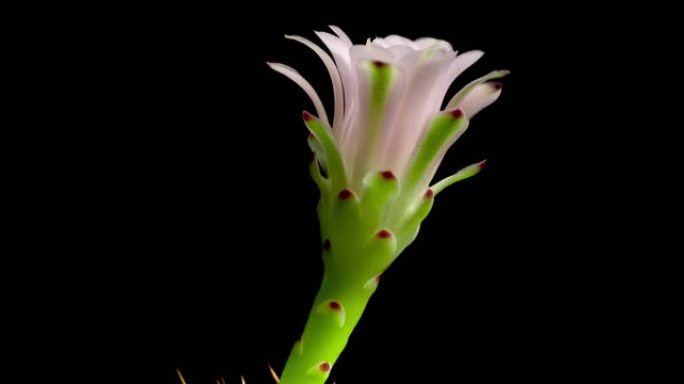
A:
269 27 507 383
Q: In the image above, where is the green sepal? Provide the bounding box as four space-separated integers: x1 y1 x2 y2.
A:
396 190 435 252
431 160 486 195
356 229 398 277
353 61 397 183
403 111 469 196
307 133 327 172
309 155 329 193
303 112 347 192
360 171 399 231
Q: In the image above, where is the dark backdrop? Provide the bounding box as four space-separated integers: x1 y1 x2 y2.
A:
100 4 638 383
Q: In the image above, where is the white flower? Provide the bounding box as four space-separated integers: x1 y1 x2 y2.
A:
268 26 507 194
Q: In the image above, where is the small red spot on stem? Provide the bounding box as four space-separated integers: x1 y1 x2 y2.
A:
323 239 331 250
377 229 392 239
329 301 340 310
449 109 463 118
491 82 503 90
303 111 314 121
380 170 395 180
424 188 434 198
320 362 331 372
372 60 386 67
338 189 353 200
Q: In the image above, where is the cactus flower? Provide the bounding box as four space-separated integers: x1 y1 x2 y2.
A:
268 26 508 383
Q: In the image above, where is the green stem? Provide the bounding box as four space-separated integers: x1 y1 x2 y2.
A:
279 264 379 383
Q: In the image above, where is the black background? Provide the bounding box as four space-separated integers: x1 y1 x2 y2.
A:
86 4 649 383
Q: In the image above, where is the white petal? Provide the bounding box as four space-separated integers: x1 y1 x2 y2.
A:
414 37 453 52
267 62 330 126
285 35 344 135
371 37 391 48
447 50 484 83
379 57 454 174
457 82 502 119
316 31 355 127
432 50 484 109
349 44 395 64
387 45 418 59
383 35 416 48
329 25 353 45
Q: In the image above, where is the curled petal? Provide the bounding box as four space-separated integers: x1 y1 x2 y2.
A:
446 69 510 110
457 82 503 119
268 62 330 126
285 35 344 133
329 25 352 45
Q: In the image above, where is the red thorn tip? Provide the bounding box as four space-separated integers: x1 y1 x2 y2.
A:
380 170 395 180
372 60 386 67
491 82 503 90
479 160 488 169
303 111 314 121
323 239 331 250
377 229 392 239
338 189 353 200
320 362 331 372
449 109 463 118
329 301 341 310
425 188 434 198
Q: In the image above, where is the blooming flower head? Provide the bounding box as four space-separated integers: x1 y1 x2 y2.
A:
269 28 508 383
269 26 507 195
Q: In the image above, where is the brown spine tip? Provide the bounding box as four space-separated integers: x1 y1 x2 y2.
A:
424 188 434 198
449 109 463 118
372 60 386 67
377 229 392 239
319 362 331 372
303 111 314 121
338 189 353 200
379 170 395 180
478 160 488 169
374 274 381 283
328 301 341 310
323 239 331 250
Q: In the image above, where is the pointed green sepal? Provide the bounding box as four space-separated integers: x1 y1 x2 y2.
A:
307 133 327 171
360 170 399 230
303 112 347 191
357 228 398 276
309 155 329 193
395 189 435 252
353 61 397 181
431 160 487 195
365 60 395 116
403 110 469 195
